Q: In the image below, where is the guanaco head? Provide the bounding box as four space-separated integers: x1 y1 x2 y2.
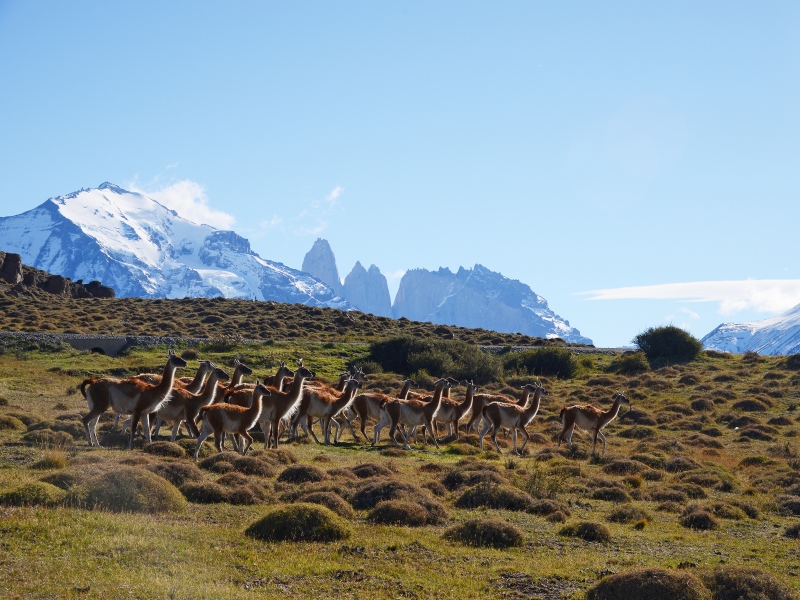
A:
351 366 369 383
614 390 631 415
465 380 478 394
211 366 230 383
167 350 188 369
295 365 315 381
445 377 460 387
403 379 417 387
252 379 272 399
276 361 295 379
233 359 253 377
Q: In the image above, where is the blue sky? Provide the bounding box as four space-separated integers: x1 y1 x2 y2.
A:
1 1 799 347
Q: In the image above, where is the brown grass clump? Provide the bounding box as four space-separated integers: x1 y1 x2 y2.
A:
368 500 433 527
231 456 276 477
559 521 611 543
298 491 355 518
665 456 702 473
680 508 719 530
0 414 25 430
591 487 632 503
39 471 78 490
180 481 230 504
444 518 524 549
606 505 652 524
142 441 186 458
528 498 570 517
442 468 507 490
702 566 796 600
148 462 204 487
0 482 66 506
178 438 214 458
350 462 393 479
586 568 710 600
245 503 351 543
198 452 241 472
455 483 534 512
277 464 327 484
66 466 186 513
31 450 69 470
21 429 73 447
350 479 445 523
602 459 647 475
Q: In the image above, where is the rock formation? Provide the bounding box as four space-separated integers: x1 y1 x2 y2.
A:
342 261 392 317
301 238 343 297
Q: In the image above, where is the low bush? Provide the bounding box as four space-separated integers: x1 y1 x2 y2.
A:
603 459 647 475
0 482 66 506
31 450 68 470
455 483 534 511
559 521 611 543
66 466 186 513
680 509 718 530
350 463 393 479
368 500 431 527
607 352 650 375
702 566 796 600
586 568 710 600
232 456 276 477
0 414 25 430
503 347 577 379
442 468 507 490
591 487 632 503
528 498 570 517
444 518 524 549
21 429 73 447
149 462 204 487
633 326 702 365
298 491 354 518
142 441 186 458
39 471 77 490
180 481 230 504
245 503 351 542
278 464 327 484
606 505 651 524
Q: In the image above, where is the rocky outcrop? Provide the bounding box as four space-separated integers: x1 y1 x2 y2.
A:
0 251 23 285
342 262 392 317
0 249 116 299
392 265 592 344
301 239 343 296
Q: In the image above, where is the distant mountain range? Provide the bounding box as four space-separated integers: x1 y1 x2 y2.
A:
301 239 592 344
0 183 592 344
0 183 351 308
702 304 800 355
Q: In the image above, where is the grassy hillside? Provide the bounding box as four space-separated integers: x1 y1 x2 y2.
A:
2 336 800 598
0 282 584 347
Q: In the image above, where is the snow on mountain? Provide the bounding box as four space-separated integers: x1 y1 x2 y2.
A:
0 183 351 308
392 265 593 344
701 304 800 355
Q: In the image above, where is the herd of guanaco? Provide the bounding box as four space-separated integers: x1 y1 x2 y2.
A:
79 352 630 459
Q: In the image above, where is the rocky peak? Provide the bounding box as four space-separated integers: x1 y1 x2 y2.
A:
342 261 392 317
301 238 343 296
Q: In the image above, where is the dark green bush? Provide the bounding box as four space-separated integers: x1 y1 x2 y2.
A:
702 566 796 600
66 466 186 513
503 347 577 379
587 568 710 600
0 482 66 506
367 336 501 384
633 326 702 365
444 518 523 549
245 503 351 542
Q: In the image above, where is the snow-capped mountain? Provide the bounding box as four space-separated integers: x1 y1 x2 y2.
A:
701 304 800 355
393 265 593 344
0 183 351 307
299 238 592 344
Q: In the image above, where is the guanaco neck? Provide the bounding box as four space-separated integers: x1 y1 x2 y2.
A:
424 382 448 417
154 359 181 397
518 387 534 407
186 363 211 393
334 374 349 392
247 387 267 420
523 387 544 421
334 380 360 411
280 371 310 407
198 371 222 405
456 385 476 416
398 380 413 400
600 395 626 425
229 365 249 389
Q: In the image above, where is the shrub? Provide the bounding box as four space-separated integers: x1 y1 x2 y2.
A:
367 336 501 384
784 354 800 371
444 518 523 549
633 326 702 364
180 481 230 504
680 509 718 530
350 463 393 479
245 503 351 542
39 471 78 490
0 482 66 506
455 483 533 512
665 456 701 473
607 505 651 524
31 450 68 470
442 468 507 491
0 414 25 430
785 523 800 539
591 487 632 503
350 479 445 522
298 491 354 519
702 566 796 600
148 462 204 487
503 347 577 379
607 352 650 375
21 429 73 447
142 441 186 458
368 500 431 527
528 498 570 517
232 456 277 477
559 521 611 543
277 464 327 484
179 438 214 458
603 459 647 476
586 568 710 600
66 466 186 513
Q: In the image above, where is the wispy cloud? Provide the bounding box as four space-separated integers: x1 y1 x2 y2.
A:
389 269 407 280
578 280 800 315
127 179 236 229
292 186 344 236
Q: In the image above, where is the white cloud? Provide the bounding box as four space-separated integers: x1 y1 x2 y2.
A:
679 307 701 320
389 269 407 280
259 216 283 229
128 179 236 229
325 186 344 205
578 280 800 315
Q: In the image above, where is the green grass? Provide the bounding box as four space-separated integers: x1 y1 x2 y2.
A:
2 307 800 597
